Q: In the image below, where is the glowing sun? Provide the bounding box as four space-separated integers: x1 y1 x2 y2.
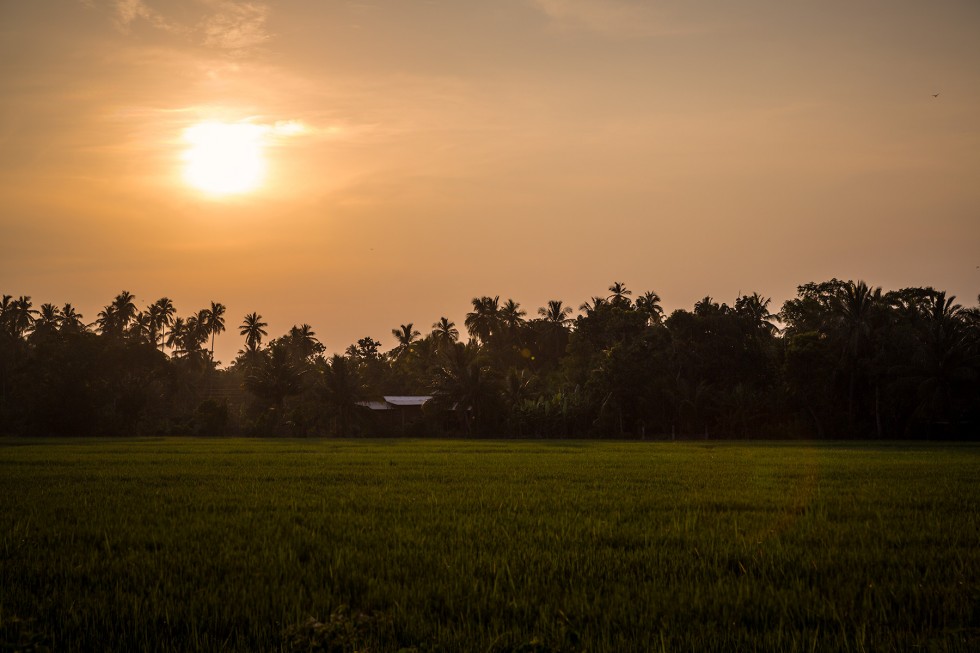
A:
182 121 267 195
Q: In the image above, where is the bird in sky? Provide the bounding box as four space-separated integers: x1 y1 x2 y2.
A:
932 92 940 98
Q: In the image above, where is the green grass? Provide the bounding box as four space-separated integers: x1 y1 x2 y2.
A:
1 439 978 652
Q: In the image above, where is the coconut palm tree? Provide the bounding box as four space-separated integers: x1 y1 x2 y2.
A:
499 299 526 333
203 301 226 359
902 292 976 432
240 312 268 352
833 280 885 431
390 323 421 359
30 303 61 340
579 296 607 316
319 354 366 437
59 304 86 333
607 281 633 308
100 291 138 337
166 317 187 356
430 341 498 435
150 297 176 352
129 311 155 345
538 300 573 326
635 291 665 326
734 292 777 336
181 312 211 361
465 296 500 344
0 295 13 335
245 343 303 417
431 317 459 346
8 296 38 338
286 324 324 362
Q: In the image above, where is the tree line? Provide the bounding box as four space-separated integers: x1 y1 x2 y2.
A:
1 280 977 438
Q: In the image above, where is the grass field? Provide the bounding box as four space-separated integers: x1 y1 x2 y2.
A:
1 438 978 652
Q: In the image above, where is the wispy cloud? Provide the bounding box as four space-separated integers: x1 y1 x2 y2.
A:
82 0 271 53
200 1 271 51
110 0 179 33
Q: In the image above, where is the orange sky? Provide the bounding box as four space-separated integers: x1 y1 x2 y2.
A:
2 0 979 365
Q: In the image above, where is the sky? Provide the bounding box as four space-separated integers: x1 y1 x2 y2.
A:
2 0 979 365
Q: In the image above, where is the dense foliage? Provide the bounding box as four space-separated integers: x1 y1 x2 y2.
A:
1 280 978 438
2 439 978 652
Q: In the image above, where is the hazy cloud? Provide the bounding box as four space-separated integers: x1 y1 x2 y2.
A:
531 0 711 37
201 1 271 51
82 0 271 52
111 0 178 33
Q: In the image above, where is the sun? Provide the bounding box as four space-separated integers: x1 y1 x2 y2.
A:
181 121 267 196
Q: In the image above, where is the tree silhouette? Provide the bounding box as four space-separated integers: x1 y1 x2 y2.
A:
8 296 38 338
240 312 268 353
31 303 62 341
734 292 778 336
635 291 664 326
391 323 421 358
579 296 607 316
607 281 633 308
834 280 885 431
149 298 176 353
431 317 459 347
319 354 366 436
59 304 86 334
499 299 527 334
538 300 572 326
465 296 500 344
204 301 226 360
288 324 323 361
430 341 499 435
97 291 138 338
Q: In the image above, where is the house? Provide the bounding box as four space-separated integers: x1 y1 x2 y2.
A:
356 396 434 435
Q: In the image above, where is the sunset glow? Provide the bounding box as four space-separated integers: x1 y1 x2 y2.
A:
2 0 978 367
182 122 267 196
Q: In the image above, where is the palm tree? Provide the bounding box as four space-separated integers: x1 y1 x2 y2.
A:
538 299 573 326
431 317 459 346
902 292 975 432
101 291 138 337
59 304 86 333
464 295 500 344
834 280 885 431
430 341 498 435
245 344 303 418
693 296 725 316
635 291 665 326
734 292 777 335
287 324 324 362
240 312 268 352
95 291 137 338
391 323 421 358
150 298 176 352
31 303 61 340
499 299 526 332
607 281 633 308
320 354 366 437
579 296 607 316
183 312 211 361
9 296 38 338
129 311 155 345
203 301 226 359
95 304 118 337
166 317 187 356
0 295 13 335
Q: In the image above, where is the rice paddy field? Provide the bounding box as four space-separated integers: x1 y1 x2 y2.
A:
1 438 978 652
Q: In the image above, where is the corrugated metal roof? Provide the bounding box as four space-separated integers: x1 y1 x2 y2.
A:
383 396 433 407
356 400 392 411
